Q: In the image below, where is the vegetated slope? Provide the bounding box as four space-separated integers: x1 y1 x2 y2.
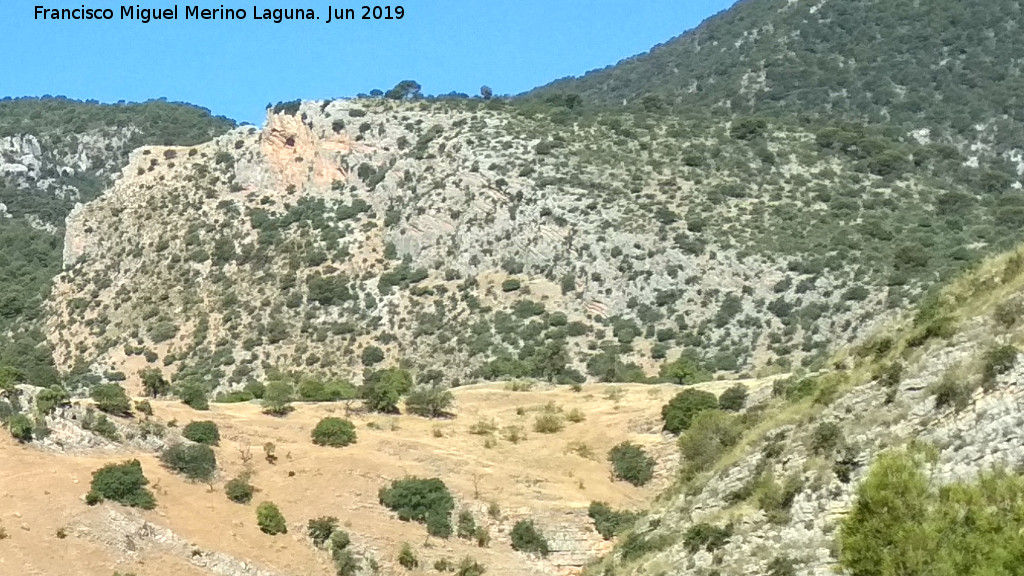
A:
532 0 1024 161
586 245 1024 576
0 382 684 576
0 98 235 385
45 95 1011 395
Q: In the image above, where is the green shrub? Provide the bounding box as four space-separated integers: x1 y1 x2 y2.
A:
683 522 733 553
225 474 254 504
261 380 294 416
501 278 521 292
362 368 413 413
160 443 217 482
35 386 70 415
87 459 156 509
932 372 973 412
8 413 32 442
608 441 655 486
510 520 549 557
981 344 1017 387
587 501 636 540
678 410 743 476
182 421 220 445
661 389 718 434
811 422 844 455
534 413 565 434
361 346 385 366
308 516 339 547
456 510 477 540
405 385 455 418
311 417 357 447
91 383 132 416
378 477 454 538
718 384 748 412
839 451 1024 576
297 377 356 402
256 501 287 535
766 556 798 576
177 382 210 410
398 543 419 569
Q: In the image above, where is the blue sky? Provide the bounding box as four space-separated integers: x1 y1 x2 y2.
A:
2 0 736 124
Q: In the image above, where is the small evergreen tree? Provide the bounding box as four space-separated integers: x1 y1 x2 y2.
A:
608 441 656 486
311 417 357 447
182 420 220 445
256 501 287 535
510 520 550 557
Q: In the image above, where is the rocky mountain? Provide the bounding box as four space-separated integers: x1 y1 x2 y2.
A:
2 0 1024 574
45 91 1009 395
0 98 234 384
586 244 1024 576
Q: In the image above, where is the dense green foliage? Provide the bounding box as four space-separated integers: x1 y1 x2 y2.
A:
662 389 718 434
225 474 254 504
308 516 339 547
311 417 358 447
608 441 656 487
8 413 33 442
509 520 550 557
840 451 1024 576
587 501 637 540
90 383 132 416
86 459 156 509
378 477 454 538
532 0 1024 155
160 443 217 482
256 501 288 535
0 98 234 383
182 420 220 445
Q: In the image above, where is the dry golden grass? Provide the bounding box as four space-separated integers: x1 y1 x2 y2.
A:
0 381 712 576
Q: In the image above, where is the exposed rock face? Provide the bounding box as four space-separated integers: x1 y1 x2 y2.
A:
610 312 1024 575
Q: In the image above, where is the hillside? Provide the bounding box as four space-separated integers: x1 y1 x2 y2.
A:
0 380 723 576
0 98 235 385
44 95 1017 395
532 0 1024 163
585 243 1024 576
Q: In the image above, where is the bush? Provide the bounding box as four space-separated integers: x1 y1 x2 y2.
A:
177 382 210 410
87 460 156 509
405 385 455 418
362 368 413 413
311 417 357 447
839 451 1024 576
457 510 477 540
683 522 733 553
398 543 419 569
608 441 655 486
534 413 565 434
718 384 748 412
661 389 718 434
678 410 743 476
256 501 287 535
456 557 486 576
160 443 217 482
182 421 220 445
501 278 521 292
91 383 132 416
932 372 973 412
982 344 1017 386
308 516 339 547
510 520 550 557
261 380 294 416
811 422 844 455
587 501 636 540
8 413 32 442
361 346 385 366
225 475 254 504
378 477 454 538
